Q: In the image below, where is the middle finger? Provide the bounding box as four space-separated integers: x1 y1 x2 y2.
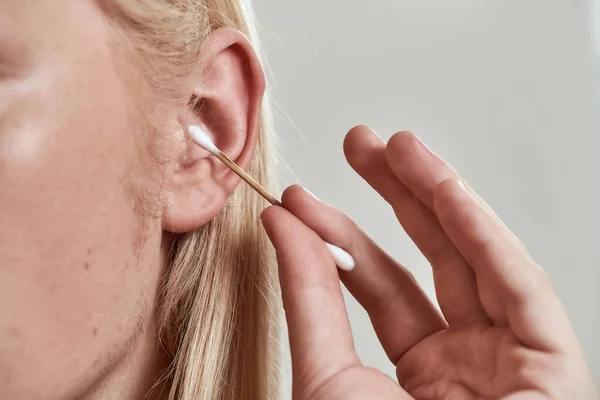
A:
344 126 488 326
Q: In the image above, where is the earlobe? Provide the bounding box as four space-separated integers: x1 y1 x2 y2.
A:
161 28 265 233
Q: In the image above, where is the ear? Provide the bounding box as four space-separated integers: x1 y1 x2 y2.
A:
161 28 265 233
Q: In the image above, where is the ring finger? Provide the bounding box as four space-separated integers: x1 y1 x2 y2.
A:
344 126 488 326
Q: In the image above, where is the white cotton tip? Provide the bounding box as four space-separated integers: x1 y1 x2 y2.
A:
187 125 220 155
325 243 355 272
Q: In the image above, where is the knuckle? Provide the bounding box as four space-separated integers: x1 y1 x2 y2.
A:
528 266 553 292
425 240 456 271
368 284 411 320
505 261 554 306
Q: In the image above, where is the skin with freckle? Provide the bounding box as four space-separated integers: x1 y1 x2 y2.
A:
0 1 172 398
0 0 278 397
4 1 596 400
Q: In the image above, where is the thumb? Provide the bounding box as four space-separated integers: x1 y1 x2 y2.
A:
261 205 361 397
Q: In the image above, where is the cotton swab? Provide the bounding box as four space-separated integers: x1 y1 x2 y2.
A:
187 125 355 272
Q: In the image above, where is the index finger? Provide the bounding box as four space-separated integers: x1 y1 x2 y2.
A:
260 206 361 394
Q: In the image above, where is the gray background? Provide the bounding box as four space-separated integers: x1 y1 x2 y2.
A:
253 0 600 395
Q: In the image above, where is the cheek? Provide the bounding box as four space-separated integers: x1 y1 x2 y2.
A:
0 45 161 394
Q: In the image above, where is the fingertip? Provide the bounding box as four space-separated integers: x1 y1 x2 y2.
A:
385 131 418 162
281 185 326 224
388 130 413 141
261 203 327 252
343 126 366 162
386 129 414 148
346 125 374 139
281 184 311 207
343 125 384 170
260 205 287 238
434 178 462 196
259 204 278 223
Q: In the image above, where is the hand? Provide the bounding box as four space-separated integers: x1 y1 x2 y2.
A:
261 126 599 400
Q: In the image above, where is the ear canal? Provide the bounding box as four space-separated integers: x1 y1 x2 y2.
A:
188 95 205 115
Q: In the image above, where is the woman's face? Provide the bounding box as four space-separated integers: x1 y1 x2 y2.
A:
1 1 167 397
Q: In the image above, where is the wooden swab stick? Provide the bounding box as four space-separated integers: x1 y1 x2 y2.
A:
187 125 355 271
214 151 282 206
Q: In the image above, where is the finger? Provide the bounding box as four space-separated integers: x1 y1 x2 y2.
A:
385 131 459 211
344 126 488 326
435 179 578 352
260 206 361 391
281 185 446 364
384 131 527 251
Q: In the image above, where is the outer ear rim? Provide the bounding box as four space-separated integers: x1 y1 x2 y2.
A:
197 27 266 169
200 27 266 104
161 28 266 233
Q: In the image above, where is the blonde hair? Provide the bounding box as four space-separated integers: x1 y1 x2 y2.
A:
101 1 280 399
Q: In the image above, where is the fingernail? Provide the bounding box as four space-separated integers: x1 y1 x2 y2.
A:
460 181 491 209
449 179 474 203
409 132 436 157
367 126 382 140
302 186 320 201
259 208 272 224
260 216 274 240
462 181 479 200
454 180 499 220
259 208 266 221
